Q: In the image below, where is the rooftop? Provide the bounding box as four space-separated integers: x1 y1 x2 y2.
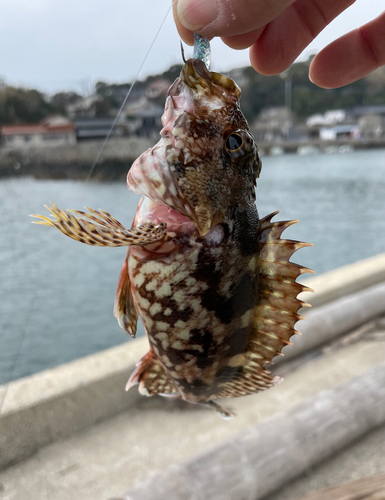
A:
1 116 75 136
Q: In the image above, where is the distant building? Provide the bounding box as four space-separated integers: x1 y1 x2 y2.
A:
123 97 163 139
323 110 347 125
74 118 126 141
95 84 147 109
319 125 360 141
66 95 103 119
0 116 76 149
307 109 357 139
129 106 163 139
251 107 307 142
358 115 384 139
306 114 326 128
352 105 385 118
306 110 347 128
352 105 385 139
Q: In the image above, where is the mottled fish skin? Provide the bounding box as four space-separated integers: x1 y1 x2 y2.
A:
128 218 261 403
33 58 312 415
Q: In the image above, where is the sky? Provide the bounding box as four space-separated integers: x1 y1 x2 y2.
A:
0 0 384 95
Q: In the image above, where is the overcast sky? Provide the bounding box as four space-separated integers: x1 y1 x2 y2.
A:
0 0 384 95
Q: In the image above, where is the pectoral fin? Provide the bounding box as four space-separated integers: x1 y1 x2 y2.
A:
114 256 138 337
31 202 167 247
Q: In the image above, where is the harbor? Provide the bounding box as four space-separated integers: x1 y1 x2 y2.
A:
1 149 385 385
1 149 384 499
1 2 385 498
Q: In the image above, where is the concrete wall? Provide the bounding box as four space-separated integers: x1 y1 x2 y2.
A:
1 253 384 470
299 252 385 308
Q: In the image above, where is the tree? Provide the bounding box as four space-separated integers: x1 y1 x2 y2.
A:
0 86 58 124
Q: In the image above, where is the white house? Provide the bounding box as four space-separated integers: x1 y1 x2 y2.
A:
319 125 360 141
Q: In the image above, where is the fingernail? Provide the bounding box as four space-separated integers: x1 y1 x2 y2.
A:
177 0 218 31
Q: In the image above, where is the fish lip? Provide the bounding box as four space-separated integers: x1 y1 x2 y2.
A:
180 59 211 91
134 195 219 239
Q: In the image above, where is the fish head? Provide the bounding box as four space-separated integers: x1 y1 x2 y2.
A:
127 59 261 236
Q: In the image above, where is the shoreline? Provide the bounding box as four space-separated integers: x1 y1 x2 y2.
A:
1 137 384 181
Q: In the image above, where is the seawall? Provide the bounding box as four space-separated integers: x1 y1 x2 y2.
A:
0 137 154 180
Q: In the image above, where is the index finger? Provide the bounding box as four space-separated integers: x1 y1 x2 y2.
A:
250 0 355 75
309 10 385 88
173 0 296 42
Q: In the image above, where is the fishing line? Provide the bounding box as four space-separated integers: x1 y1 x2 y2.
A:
0 2 176 415
87 2 174 181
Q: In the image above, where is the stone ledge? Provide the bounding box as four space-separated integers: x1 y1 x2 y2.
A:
299 252 385 308
122 362 385 500
1 253 384 470
0 338 147 469
1 338 384 499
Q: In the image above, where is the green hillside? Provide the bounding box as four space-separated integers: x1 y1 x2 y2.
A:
1 59 384 125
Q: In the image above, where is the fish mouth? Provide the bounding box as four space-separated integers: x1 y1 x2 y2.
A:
133 196 198 237
127 142 212 236
128 117 222 237
180 58 241 99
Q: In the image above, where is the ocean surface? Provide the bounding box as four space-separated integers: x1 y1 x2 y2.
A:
1 149 384 385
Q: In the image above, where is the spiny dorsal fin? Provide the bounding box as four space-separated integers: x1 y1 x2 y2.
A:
114 256 138 337
31 201 167 247
251 212 314 366
126 351 179 397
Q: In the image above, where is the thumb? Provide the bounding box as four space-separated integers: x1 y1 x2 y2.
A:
176 0 296 37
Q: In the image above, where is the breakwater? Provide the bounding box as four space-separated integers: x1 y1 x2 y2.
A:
0 137 154 180
1 137 384 180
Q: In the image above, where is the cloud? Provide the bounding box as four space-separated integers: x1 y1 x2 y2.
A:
0 0 383 93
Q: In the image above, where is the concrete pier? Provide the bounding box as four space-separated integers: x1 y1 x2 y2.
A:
1 253 385 500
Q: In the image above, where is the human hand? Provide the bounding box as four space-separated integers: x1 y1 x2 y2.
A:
173 0 385 89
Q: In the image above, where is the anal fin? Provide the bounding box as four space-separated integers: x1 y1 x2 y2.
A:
216 355 281 399
126 351 179 397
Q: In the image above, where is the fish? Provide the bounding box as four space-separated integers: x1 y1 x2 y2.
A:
32 36 313 417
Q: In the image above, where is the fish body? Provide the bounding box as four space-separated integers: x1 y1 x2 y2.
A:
33 57 312 416
117 58 312 414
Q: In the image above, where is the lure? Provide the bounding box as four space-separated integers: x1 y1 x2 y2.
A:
33 36 312 417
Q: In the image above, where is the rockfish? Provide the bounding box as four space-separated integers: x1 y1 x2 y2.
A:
33 42 312 417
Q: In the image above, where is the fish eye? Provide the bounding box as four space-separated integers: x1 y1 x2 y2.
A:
225 133 244 153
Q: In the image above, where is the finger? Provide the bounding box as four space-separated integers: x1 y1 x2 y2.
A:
310 10 385 88
173 0 194 45
221 28 264 51
250 0 355 75
175 0 296 38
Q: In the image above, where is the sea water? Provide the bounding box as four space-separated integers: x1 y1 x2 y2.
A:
1 149 384 384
